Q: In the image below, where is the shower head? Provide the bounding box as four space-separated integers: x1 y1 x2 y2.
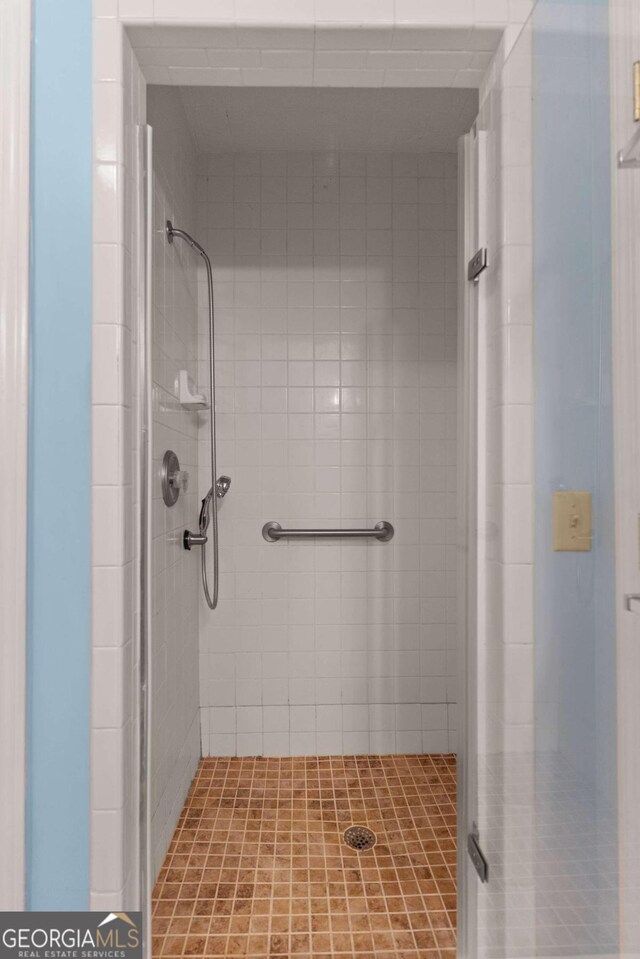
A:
199 488 213 533
216 475 231 498
198 476 231 533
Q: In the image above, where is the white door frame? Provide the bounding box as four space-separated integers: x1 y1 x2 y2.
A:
457 127 488 959
97 4 530 916
610 0 640 949
0 0 30 911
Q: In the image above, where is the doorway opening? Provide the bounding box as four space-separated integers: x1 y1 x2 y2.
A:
144 75 478 959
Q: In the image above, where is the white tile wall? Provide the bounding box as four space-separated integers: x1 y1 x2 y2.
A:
115 2 535 25
194 150 460 757
90 29 146 910
146 86 202 880
176 87 479 156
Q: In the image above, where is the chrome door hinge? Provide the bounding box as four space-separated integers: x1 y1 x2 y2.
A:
625 594 640 613
467 248 488 283
468 823 489 882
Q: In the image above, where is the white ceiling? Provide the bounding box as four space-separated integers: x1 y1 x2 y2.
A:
175 85 478 154
129 24 501 89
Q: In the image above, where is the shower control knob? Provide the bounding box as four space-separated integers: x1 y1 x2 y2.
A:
170 469 189 492
161 450 188 507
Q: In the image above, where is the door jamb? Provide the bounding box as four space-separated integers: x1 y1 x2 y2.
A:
0 0 31 911
457 126 487 959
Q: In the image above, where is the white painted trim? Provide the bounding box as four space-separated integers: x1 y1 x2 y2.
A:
0 0 30 911
139 122 154 953
457 128 488 959
457 131 477 959
610 1 640 953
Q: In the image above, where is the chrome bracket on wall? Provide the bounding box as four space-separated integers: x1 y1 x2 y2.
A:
467 248 488 283
468 823 489 883
617 63 640 168
624 594 640 613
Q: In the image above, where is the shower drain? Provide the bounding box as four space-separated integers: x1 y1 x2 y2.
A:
344 825 377 851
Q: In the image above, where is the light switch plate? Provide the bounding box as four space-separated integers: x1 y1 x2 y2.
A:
553 491 592 552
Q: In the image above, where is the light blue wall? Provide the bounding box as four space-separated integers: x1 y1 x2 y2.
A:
534 0 616 800
533 0 618 949
28 0 92 907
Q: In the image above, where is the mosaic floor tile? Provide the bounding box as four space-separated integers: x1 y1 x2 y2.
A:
153 755 457 959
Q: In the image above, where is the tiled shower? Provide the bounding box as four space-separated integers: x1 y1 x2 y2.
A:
83 3 632 957
146 83 471 880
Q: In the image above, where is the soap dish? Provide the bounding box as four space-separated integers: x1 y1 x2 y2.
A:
177 370 209 410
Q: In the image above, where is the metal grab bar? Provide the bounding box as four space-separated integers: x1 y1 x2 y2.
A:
262 521 394 543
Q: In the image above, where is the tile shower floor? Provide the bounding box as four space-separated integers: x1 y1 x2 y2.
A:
152 754 457 958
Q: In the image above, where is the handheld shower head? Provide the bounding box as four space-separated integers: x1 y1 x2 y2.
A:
216 475 231 499
198 476 231 534
199 488 213 533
